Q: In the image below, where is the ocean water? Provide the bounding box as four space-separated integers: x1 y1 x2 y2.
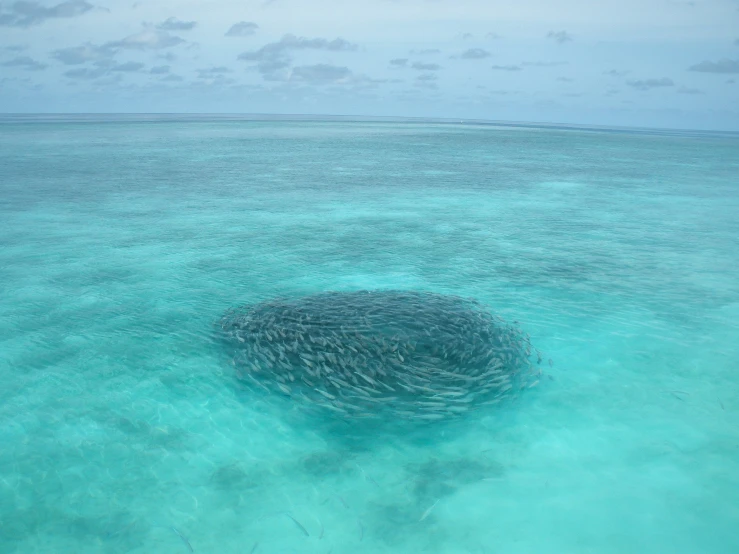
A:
1 115 738 554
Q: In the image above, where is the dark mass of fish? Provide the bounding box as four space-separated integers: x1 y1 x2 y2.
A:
219 290 542 421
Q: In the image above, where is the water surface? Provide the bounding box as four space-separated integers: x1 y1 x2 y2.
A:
1 116 738 553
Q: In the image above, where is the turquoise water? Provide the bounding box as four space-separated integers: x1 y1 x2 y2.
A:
1 116 738 553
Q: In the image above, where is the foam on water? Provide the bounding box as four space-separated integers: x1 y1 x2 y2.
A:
1 116 738 553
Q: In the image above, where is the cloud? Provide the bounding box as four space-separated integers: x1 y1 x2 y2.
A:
3 44 27 52
225 21 259 37
414 73 438 89
727 79 736 84
0 0 94 28
291 63 352 84
61 59 146 80
52 29 184 72
107 30 185 50
486 32 501 39
238 34 358 62
345 74 393 91
677 86 703 94
604 69 629 77
149 65 170 74
547 31 573 44
156 17 196 31
248 59 290 80
197 66 231 78
63 65 108 79
457 32 473 40
626 77 674 90
556 76 574 82
521 61 568 67
188 75 237 89
459 48 491 60
410 49 440 55
688 59 739 74
411 62 440 70
161 74 183 82
389 58 408 67
491 64 522 71
237 34 358 80
300 35 357 52
110 61 144 72
0 55 47 70
52 44 113 64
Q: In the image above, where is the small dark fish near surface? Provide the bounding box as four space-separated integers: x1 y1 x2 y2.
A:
284 512 310 537
171 526 194 553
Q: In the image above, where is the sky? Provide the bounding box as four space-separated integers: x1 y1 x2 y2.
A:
1 0 738 130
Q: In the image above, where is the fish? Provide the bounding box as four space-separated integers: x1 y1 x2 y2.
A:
316 388 336 400
419 499 439 522
171 526 194 553
223 291 540 420
355 463 381 487
353 386 372 398
284 512 310 537
357 372 377 386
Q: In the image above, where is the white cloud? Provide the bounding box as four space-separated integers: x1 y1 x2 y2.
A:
547 31 573 44
290 64 352 83
626 77 674 90
1 55 47 70
0 0 94 28
689 59 739 74
108 30 185 51
225 21 259 37
459 49 491 60
156 17 196 31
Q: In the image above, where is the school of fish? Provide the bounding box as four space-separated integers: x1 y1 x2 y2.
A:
219 290 542 421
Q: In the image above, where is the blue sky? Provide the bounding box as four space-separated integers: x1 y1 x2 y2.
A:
1 0 738 130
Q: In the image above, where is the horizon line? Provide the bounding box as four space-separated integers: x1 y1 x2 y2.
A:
1 112 738 136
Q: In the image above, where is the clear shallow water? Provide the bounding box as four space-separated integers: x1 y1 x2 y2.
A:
1 116 738 553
